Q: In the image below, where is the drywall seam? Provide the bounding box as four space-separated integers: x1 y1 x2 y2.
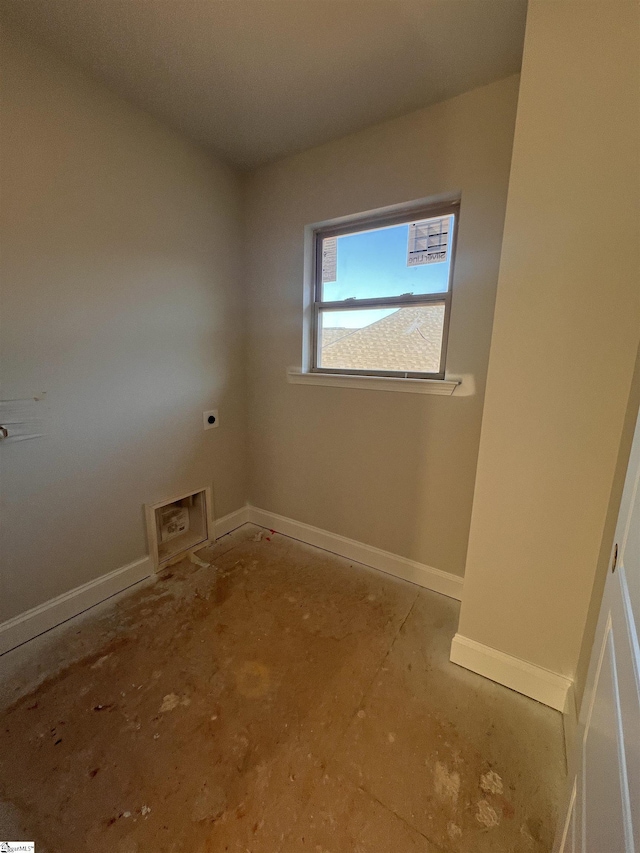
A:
0 556 152 656
247 505 464 600
450 632 573 711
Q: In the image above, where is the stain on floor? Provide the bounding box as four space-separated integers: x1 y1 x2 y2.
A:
0 524 566 852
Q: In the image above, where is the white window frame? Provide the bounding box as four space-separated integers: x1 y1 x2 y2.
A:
310 199 460 381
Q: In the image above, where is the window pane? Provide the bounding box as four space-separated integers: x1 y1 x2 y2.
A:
321 214 453 302
318 304 445 374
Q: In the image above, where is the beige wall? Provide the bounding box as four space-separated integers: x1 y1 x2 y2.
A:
0 27 247 622
457 1 640 683
243 76 520 575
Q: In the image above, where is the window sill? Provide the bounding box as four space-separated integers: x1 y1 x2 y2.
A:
287 368 460 395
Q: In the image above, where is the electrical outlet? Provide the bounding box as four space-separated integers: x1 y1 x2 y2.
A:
203 409 219 430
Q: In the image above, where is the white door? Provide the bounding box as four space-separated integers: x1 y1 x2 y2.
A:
556 404 640 852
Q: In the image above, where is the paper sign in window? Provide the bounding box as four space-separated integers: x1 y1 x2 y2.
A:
321 236 337 283
407 216 450 266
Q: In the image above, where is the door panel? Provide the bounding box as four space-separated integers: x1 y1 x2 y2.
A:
556 405 640 853
561 782 577 853
582 623 631 851
620 449 640 630
613 572 640 852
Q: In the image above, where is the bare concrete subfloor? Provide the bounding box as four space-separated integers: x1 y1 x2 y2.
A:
0 525 566 853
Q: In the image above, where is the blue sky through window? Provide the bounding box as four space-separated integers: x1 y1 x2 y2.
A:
322 218 452 328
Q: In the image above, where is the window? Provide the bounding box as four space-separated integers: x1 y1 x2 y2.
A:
311 201 458 380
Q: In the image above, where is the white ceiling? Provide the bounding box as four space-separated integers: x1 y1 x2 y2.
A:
2 1 527 169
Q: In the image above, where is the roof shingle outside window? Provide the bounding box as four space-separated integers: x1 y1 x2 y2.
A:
320 305 444 374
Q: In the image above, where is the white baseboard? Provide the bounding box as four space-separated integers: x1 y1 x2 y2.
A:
0 556 152 656
0 504 461 657
214 506 251 538
246 505 464 601
0 504 252 657
450 633 573 712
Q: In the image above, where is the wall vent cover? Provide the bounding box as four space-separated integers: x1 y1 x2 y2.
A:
145 487 212 570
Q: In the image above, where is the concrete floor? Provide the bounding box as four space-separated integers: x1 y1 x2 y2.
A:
0 525 566 853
